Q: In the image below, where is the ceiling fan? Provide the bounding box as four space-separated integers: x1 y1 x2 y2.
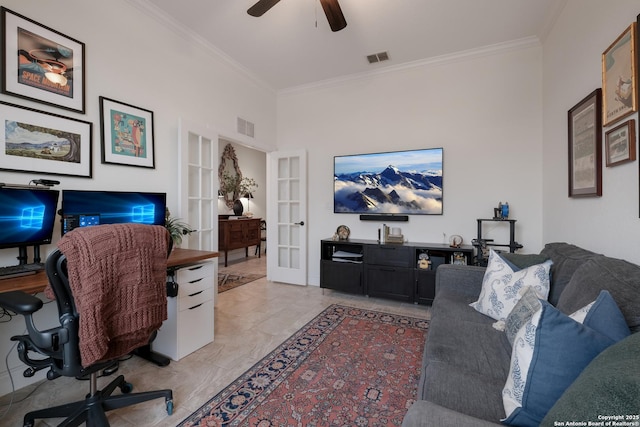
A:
247 0 347 32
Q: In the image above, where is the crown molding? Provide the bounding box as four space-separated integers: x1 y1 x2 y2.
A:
279 36 541 96
125 0 275 95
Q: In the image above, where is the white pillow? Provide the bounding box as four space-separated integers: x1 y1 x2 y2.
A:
470 249 552 321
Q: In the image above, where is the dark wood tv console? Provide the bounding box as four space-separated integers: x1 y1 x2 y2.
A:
320 238 473 304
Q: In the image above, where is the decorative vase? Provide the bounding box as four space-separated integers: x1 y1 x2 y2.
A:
233 199 244 216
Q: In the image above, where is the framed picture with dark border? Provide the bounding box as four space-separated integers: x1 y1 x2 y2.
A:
1 7 85 113
602 22 637 127
605 119 636 167
568 89 602 197
99 96 155 169
0 101 92 178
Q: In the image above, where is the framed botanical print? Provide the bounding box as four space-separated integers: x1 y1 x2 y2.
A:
602 22 637 127
99 97 155 168
568 89 602 197
1 7 85 113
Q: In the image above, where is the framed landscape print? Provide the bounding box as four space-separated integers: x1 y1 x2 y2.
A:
99 97 155 168
568 89 602 197
1 7 85 113
602 22 637 127
0 101 92 178
605 119 636 167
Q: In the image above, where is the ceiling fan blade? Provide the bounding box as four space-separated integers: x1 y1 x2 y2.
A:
319 0 347 32
247 0 281 17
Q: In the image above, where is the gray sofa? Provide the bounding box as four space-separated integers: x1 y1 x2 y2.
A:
402 242 640 426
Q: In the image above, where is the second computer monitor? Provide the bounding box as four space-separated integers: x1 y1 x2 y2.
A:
61 190 166 235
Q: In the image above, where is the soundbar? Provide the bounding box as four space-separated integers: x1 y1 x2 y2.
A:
359 214 408 222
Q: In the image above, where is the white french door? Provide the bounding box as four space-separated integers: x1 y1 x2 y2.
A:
177 118 218 251
267 150 307 285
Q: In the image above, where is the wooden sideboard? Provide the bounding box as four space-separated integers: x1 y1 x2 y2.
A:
218 218 262 267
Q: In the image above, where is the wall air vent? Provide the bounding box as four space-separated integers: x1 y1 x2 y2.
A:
367 51 390 64
237 117 255 138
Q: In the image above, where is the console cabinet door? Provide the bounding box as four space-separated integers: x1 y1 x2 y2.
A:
415 270 436 304
320 260 363 294
365 265 413 302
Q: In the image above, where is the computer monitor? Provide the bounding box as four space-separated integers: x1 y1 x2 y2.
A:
0 187 60 249
61 190 166 235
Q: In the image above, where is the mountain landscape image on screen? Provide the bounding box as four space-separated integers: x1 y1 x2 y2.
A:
334 148 443 215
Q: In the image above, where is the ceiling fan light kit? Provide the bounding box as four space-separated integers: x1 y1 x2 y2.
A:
247 0 347 32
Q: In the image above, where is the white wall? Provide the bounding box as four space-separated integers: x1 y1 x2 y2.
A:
0 0 276 267
0 0 276 396
278 44 544 285
542 0 640 264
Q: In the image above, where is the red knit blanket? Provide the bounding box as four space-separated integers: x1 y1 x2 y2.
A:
48 224 168 367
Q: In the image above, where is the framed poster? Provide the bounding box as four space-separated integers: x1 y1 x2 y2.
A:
568 89 602 197
602 22 637 127
0 101 92 178
99 96 155 168
1 7 85 113
605 119 636 166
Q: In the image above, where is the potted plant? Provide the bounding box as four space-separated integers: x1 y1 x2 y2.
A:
164 208 195 247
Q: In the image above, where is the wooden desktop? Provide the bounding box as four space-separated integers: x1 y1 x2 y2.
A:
0 248 219 294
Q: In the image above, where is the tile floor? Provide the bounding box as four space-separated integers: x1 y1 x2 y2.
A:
0 255 430 426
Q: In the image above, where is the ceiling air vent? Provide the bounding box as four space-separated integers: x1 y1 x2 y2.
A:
237 117 255 138
367 51 390 64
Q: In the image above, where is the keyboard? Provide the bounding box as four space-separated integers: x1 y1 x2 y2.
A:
0 263 45 279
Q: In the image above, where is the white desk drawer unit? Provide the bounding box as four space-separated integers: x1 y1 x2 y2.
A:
152 260 216 361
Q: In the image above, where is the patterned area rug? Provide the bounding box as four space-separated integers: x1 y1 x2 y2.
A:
178 304 429 427
218 273 265 293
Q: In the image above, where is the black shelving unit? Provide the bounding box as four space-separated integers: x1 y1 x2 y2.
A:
472 218 523 266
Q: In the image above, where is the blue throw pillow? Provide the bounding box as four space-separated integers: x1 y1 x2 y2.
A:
582 290 630 342
502 300 623 427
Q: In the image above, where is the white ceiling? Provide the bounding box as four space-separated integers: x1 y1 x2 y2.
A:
133 0 566 92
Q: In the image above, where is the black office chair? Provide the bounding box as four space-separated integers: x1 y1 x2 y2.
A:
0 225 173 427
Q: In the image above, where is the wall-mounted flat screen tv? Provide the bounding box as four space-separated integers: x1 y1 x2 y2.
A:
334 148 443 215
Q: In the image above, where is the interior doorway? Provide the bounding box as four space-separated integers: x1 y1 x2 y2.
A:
217 139 267 266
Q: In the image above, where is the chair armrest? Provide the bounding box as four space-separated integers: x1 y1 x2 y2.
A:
435 265 486 298
0 290 43 315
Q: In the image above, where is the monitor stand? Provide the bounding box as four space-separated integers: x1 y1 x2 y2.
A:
17 246 28 265
33 245 42 264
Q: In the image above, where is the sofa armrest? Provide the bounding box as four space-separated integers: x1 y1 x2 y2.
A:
402 401 501 427
435 264 486 298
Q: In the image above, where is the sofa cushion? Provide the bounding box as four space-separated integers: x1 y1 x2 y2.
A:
422 361 507 423
402 401 502 427
539 242 600 305
540 332 640 427
502 301 621 427
470 250 552 321
556 256 640 333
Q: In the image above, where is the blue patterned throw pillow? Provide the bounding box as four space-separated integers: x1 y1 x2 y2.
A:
501 300 626 427
470 250 552 321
